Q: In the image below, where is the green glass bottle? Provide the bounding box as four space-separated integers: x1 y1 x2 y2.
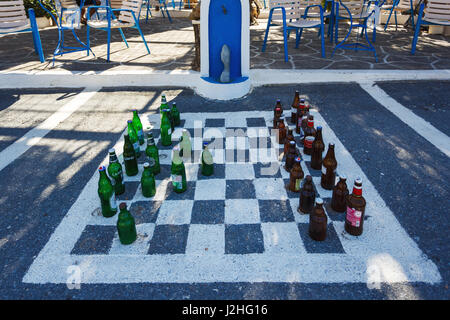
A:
145 129 160 175
201 142 214 176
179 129 192 160
160 109 172 146
117 202 137 245
171 102 181 127
127 120 141 158
132 109 145 145
107 148 125 195
141 162 156 198
171 145 187 193
160 94 169 114
123 133 139 176
98 166 117 218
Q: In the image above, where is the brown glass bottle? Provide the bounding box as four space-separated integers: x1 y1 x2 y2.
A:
273 107 282 129
277 116 287 144
321 143 337 190
309 198 327 241
284 128 295 155
274 99 283 118
303 115 316 155
291 91 300 125
310 126 324 170
288 157 304 192
345 178 366 236
284 141 296 172
298 175 316 214
331 174 349 213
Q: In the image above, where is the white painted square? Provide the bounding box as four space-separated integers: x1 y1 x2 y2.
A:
185 163 199 181
247 127 270 138
122 163 144 182
185 224 225 255
211 148 225 164
225 199 260 224
225 114 248 127
194 179 226 200
134 179 170 202
280 164 291 179
158 149 172 165
261 222 306 254
225 163 255 180
156 200 194 225
109 223 155 255
312 176 333 199
253 178 288 200
249 148 279 163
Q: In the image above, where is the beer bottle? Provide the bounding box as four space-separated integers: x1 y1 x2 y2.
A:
179 129 192 160
201 142 214 176
171 145 187 193
288 156 304 192
127 120 141 158
145 130 160 175
309 198 327 241
98 166 117 218
117 202 137 245
298 175 316 214
284 128 295 156
141 162 156 197
132 109 145 145
107 148 125 195
273 99 283 119
284 140 296 172
123 133 139 176
345 177 366 236
160 109 172 146
160 93 169 114
310 126 325 170
291 90 300 125
331 174 349 213
321 142 337 190
299 98 307 117
171 102 181 127
273 107 282 130
277 116 287 144
303 115 316 155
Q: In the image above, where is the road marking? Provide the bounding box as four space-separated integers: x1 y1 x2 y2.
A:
360 82 450 158
23 111 441 285
0 87 100 173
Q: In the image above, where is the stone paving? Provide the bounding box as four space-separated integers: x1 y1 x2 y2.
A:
0 15 449 72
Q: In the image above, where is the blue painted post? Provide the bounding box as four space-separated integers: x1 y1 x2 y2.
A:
411 3 424 54
28 9 45 63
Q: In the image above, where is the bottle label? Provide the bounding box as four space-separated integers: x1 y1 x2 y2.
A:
295 179 301 191
291 107 297 114
171 174 183 189
123 156 135 161
346 207 362 227
304 136 315 149
110 194 117 210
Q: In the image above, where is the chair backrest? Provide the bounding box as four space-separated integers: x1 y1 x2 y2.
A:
109 0 124 9
396 0 419 10
336 0 368 17
269 0 324 22
59 0 79 8
118 0 143 23
423 0 450 23
0 0 30 33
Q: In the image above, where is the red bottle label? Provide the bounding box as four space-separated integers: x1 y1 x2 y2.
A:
346 207 362 227
304 136 315 149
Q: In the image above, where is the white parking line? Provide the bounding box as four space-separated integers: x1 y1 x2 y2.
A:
360 82 450 158
0 87 100 172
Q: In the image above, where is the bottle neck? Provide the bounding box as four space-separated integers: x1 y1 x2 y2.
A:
147 136 155 146
109 153 118 163
307 120 314 128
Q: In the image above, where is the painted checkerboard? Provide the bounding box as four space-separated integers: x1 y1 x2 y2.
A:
23 110 441 285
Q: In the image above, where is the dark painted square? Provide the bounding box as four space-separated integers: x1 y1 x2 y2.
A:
225 149 250 163
147 224 189 254
157 164 172 179
165 181 196 200
129 200 162 224
197 163 225 180
71 225 116 255
150 128 160 140
246 117 267 127
305 161 322 177
156 139 177 150
226 127 247 137
177 119 186 128
116 181 140 201
137 150 148 164
191 200 225 224
249 137 272 149
226 180 256 199
225 224 265 254
323 198 346 222
253 162 282 178
297 223 346 254
205 118 225 127
258 200 295 222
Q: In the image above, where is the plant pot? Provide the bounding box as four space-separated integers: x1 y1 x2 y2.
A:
36 16 51 29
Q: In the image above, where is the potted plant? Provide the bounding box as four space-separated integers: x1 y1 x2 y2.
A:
23 0 56 28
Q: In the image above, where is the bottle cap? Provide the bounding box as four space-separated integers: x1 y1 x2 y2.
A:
109 148 115 154
277 99 281 102
203 141 209 147
172 102 176 105
127 120 132 123
132 109 137 112
119 202 127 210
329 142 335 147
305 175 312 181
98 166 105 171
355 177 363 185
300 98 305 102
143 162 149 168
295 157 301 162
339 174 347 180
315 198 323 205
289 141 295 145
317 126 322 130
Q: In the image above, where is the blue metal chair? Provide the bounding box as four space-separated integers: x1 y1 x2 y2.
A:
381 0 417 31
86 0 150 62
262 0 328 62
332 0 378 61
144 0 172 23
38 0 94 64
0 1 44 63
411 0 450 54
